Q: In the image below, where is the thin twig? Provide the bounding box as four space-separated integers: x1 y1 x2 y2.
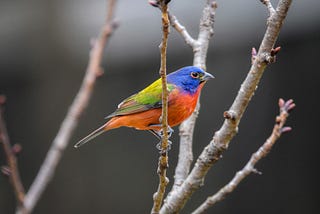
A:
16 1 118 213
160 0 292 213
168 12 197 49
192 98 295 214
0 96 25 207
193 0 217 69
151 0 171 213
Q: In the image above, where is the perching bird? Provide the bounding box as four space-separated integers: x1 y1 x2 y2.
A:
74 66 214 148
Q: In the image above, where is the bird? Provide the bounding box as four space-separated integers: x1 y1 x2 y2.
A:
74 66 214 148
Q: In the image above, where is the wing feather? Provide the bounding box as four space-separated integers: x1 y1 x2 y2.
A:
106 79 175 118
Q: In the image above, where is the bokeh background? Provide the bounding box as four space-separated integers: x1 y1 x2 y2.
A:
1 0 319 213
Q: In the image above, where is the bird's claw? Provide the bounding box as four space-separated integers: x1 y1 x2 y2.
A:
150 125 173 152
158 126 174 138
156 140 172 153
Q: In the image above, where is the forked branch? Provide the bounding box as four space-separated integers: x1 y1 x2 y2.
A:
192 99 295 214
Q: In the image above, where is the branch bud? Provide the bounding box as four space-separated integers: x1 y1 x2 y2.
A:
281 126 292 133
149 0 160 7
0 95 6 105
1 166 11 176
12 144 22 155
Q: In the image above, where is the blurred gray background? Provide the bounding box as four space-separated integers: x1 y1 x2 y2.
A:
0 0 319 213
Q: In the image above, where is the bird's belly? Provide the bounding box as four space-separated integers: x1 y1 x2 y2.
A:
109 109 162 130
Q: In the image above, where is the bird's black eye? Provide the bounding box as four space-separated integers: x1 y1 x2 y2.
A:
191 72 199 78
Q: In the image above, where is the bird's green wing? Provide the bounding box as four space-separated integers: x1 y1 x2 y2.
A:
106 78 175 118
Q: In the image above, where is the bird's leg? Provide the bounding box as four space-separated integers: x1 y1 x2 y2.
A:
148 130 161 140
149 118 174 151
148 124 174 138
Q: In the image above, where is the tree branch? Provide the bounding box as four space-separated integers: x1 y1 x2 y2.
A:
151 0 171 213
16 1 118 213
0 96 25 207
192 98 295 214
160 0 292 213
166 0 217 197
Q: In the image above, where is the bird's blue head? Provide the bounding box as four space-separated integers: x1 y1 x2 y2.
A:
167 66 214 94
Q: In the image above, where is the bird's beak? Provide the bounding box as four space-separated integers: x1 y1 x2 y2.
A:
200 71 214 82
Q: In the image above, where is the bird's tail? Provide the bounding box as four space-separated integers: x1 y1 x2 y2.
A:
74 124 107 148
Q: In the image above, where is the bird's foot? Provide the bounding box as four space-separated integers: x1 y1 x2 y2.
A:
158 126 174 138
156 140 172 153
149 125 173 153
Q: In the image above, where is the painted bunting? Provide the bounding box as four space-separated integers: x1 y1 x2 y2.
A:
74 66 214 148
